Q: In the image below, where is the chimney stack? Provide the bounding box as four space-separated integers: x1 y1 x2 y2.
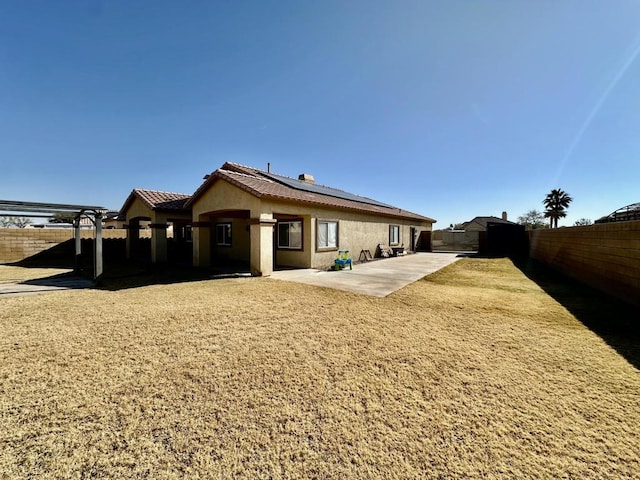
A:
502 211 508 221
298 173 315 184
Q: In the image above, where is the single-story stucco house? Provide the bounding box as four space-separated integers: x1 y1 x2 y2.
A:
119 162 436 275
186 162 435 275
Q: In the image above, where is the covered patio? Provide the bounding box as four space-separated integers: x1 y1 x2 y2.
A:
119 189 192 264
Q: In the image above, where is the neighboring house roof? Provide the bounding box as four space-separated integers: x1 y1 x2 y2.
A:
187 162 435 223
119 188 191 215
463 216 517 229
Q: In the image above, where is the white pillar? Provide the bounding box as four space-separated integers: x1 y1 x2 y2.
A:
74 217 82 274
94 212 103 280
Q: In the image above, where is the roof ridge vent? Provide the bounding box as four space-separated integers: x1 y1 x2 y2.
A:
298 173 315 184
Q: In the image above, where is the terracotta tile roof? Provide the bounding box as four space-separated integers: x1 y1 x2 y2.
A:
120 189 191 215
188 162 435 223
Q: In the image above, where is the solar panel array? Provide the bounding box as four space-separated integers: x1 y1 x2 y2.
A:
262 172 394 209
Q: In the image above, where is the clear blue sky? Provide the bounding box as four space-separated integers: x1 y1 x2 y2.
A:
2 1 639 227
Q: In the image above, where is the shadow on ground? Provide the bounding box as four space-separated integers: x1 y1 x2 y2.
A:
95 262 252 291
514 257 640 371
21 271 95 288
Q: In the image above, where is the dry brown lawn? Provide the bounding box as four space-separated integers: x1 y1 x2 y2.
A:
1 258 639 479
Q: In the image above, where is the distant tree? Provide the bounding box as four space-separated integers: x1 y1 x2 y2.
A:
1 216 32 228
49 212 77 224
574 218 593 226
517 210 547 230
543 189 573 228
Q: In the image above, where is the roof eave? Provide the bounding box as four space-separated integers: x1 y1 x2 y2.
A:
118 190 141 215
262 193 435 223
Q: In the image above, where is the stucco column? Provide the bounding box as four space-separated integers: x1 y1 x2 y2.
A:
125 221 140 260
192 222 211 267
149 223 168 263
250 214 276 276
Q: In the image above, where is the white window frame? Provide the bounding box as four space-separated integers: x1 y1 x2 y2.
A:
216 223 232 246
389 225 400 245
278 220 303 250
317 220 338 250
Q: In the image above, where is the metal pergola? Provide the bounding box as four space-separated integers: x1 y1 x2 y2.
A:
0 200 106 280
595 202 640 224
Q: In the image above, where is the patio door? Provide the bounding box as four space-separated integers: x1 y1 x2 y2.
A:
410 227 416 251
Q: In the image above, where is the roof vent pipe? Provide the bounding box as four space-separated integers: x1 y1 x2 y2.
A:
298 173 315 184
267 162 270 173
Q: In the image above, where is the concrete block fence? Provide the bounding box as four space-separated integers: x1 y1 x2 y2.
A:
0 228 149 264
529 221 640 305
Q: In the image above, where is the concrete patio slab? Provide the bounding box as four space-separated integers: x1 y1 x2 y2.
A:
270 252 461 297
0 276 95 298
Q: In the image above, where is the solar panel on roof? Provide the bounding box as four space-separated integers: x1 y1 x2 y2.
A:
262 172 394 209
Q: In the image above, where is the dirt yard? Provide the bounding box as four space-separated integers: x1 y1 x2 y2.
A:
1 258 638 478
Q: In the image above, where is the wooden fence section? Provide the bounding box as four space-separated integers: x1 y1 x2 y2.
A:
529 221 640 305
0 228 147 264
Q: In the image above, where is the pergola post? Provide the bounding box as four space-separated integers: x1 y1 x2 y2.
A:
74 217 82 274
94 212 103 280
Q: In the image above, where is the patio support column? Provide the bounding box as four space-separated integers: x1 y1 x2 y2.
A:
250 213 276 276
125 220 140 260
192 222 211 267
149 223 168 263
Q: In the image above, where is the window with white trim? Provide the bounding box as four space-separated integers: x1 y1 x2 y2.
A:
317 220 338 250
216 223 232 246
389 225 400 245
278 221 302 249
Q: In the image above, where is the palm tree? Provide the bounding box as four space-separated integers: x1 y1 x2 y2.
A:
543 189 573 228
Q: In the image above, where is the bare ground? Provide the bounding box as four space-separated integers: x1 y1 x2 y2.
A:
0 258 638 479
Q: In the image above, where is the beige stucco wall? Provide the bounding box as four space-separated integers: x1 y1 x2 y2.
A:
191 181 261 220
211 217 251 265
260 199 432 268
124 197 154 221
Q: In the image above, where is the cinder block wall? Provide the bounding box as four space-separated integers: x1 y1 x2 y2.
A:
0 228 146 263
529 221 640 305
